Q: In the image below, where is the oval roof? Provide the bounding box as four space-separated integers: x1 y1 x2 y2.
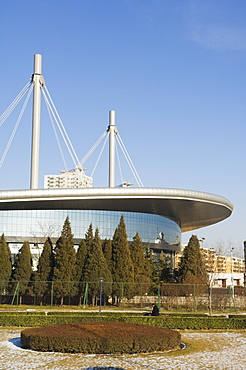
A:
0 187 233 232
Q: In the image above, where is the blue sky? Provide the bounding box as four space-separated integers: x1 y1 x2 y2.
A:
1 0 246 257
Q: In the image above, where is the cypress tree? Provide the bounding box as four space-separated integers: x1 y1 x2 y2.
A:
178 235 208 286
74 239 88 305
152 251 168 284
53 217 76 305
0 233 12 293
111 215 134 303
10 241 33 304
84 223 94 254
83 227 112 305
102 238 112 273
130 232 152 286
34 237 54 305
75 239 88 282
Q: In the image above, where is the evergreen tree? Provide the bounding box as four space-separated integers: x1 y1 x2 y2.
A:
178 235 208 286
102 238 112 273
83 227 112 305
111 215 134 303
75 239 88 281
152 251 178 284
53 217 76 305
144 242 155 278
84 223 94 257
10 241 33 304
150 250 168 294
74 239 88 305
34 238 54 305
0 233 12 293
160 267 178 283
130 232 152 294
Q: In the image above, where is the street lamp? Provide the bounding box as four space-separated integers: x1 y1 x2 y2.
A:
230 246 234 298
199 237 205 248
99 277 105 312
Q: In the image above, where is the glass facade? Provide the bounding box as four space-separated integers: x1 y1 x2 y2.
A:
0 209 181 246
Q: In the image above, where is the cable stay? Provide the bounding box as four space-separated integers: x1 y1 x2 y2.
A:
43 92 69 171
115 144 124 185
0 66 143 187
80 127 144 187
42 86 81 169
0 83 33 168
91 133 109 178
0 80 81 174
116 133 144 187
79 131 107 166
0 81 32 127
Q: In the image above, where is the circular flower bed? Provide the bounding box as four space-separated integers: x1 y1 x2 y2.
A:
21 321 181 354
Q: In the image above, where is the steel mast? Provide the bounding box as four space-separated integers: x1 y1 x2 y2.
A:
108 110 118 187
30 54 45 189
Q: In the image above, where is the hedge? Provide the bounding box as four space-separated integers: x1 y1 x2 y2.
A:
0 313 245 329
119 316 246 330
21 321 181 353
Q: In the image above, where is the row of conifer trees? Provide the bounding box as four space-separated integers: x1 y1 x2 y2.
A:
0 215 154 305
0 215 207 305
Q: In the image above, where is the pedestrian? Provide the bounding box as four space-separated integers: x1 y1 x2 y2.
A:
151 303 159 316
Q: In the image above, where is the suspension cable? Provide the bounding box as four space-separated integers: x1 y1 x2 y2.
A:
0 84 33 168
116 134 144 187
116 136 140 186
80 131 107 165
0 81 32 126
91 133 109 178
42 86 80 167
43 94 68 171
115 144 124 185
42 86 80 168
42 89 73 168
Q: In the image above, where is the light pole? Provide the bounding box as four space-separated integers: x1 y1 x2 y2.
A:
230 246 234 299
99 277 105 312
199 237 205 249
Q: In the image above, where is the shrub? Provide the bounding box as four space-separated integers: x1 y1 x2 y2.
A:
0 312 245 329
21 321 181 354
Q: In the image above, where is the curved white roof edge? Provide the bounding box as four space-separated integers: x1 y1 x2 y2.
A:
0 187 233 206
0 187 233 232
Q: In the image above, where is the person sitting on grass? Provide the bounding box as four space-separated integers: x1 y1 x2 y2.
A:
151 304 159 316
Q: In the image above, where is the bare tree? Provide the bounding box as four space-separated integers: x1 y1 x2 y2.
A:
201 248 218 315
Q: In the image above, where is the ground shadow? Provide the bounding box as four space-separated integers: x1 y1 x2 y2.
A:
85 367 126 370
8 337 22 348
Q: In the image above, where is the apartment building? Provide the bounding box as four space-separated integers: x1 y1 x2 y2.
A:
44 166 93 189
175 246 245 287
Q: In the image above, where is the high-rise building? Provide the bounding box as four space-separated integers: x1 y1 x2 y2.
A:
44 166 93 189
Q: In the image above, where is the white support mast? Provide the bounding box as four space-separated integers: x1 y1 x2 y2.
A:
30 54 44 189
108 110 117 187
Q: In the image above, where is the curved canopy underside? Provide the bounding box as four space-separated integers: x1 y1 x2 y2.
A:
0 187 233 232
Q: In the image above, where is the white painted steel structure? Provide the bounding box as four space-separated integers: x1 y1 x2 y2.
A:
0 187 233 232
108 110 117 187
0 54 234 253
30 54 44 190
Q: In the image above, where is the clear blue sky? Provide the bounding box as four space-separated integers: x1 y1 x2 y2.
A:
1 0 246 257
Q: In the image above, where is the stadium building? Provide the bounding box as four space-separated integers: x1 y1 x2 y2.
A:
0 55 233 267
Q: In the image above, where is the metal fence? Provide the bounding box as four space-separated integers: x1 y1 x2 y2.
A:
0 281 245 311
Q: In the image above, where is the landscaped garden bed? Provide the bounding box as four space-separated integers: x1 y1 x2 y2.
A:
21 321 181 354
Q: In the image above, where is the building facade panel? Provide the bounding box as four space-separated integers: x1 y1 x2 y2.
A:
0 208 181 247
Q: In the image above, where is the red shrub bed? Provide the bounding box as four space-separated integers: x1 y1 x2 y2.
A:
21 321 181 354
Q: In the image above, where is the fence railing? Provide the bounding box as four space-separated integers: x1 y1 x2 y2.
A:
0 280 245 311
